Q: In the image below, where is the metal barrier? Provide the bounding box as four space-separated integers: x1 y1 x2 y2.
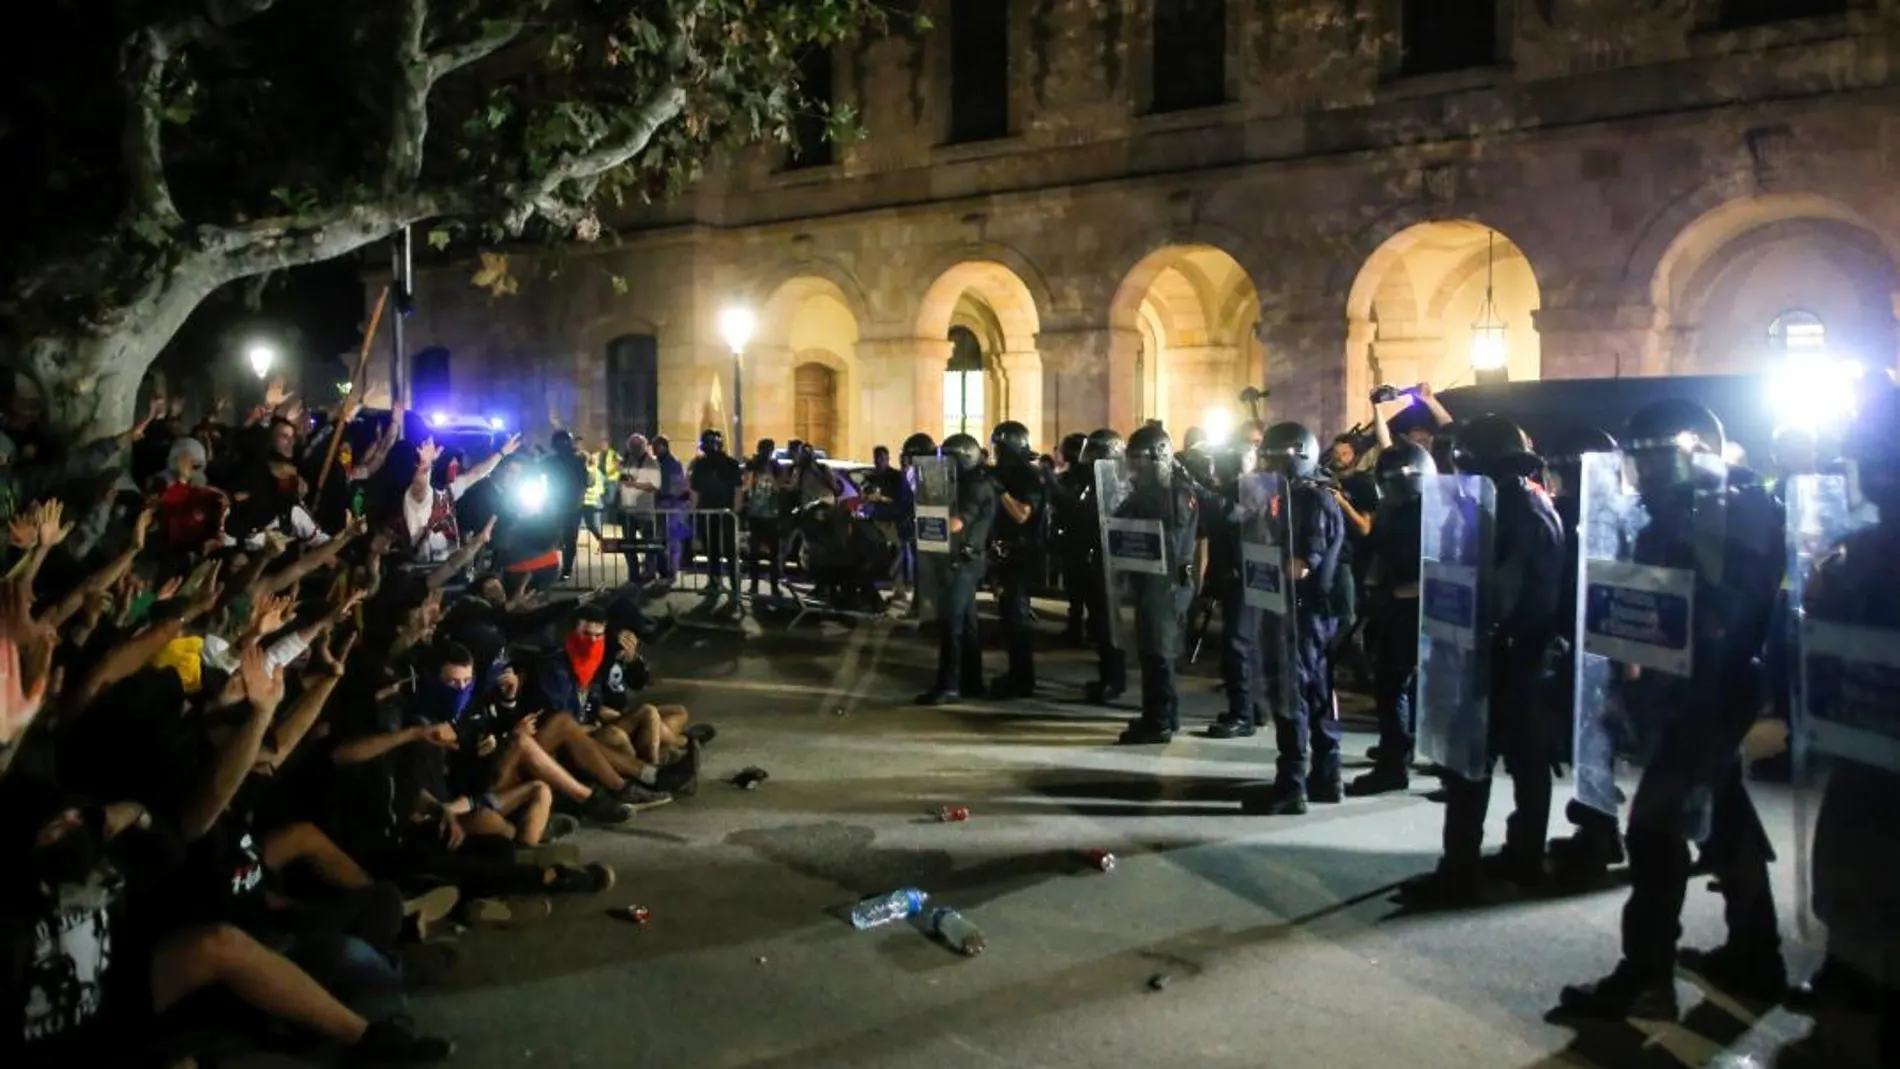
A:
558 508 743 610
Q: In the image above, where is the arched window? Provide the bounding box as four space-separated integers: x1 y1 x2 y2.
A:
944 327 987 439
1769 310 1826 354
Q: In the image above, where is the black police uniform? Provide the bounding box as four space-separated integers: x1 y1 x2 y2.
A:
990 459 1047 697
1561 457 1784 1017
1265 479 1347 798
1116 470 1198 743
921 460 996 702
1196 462 1263 737
1438 469 1565 887
1054 462 1094 640
1358 491 1423 783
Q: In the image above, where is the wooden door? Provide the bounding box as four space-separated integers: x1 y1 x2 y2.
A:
793 363 837 455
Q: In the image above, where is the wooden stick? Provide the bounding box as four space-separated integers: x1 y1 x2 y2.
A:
314 286 390 501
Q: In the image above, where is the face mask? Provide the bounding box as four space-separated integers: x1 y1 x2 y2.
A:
565 632 607 687
34 817 102 888
427 678 474 721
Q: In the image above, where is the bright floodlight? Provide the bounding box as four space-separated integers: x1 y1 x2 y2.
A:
246 344 276 379
1768 353 1863 431
427 410 447 428
1469 324 1508 372
719 307 756 354
487 416 505 431
1202 406 1234 446
516 473 550 515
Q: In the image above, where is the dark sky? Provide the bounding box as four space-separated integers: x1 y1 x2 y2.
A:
155 256 369 403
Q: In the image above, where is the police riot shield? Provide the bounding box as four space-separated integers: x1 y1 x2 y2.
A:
1096 458 1167 652
912 457 957 557
1415 474 1497 780
1784 473 1884 934
1238 472 1299 723
1572 451 1727 832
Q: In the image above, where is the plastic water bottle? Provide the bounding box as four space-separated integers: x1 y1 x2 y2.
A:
849 888 928 930
929 907 986 956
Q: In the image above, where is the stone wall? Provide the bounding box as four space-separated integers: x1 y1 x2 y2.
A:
380 0 1900 453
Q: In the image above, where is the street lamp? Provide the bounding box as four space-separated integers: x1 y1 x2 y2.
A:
1469 230 1509 386
719 307 756 446
246 343 277 380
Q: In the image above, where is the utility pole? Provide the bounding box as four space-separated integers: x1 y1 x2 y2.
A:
390 227 414 407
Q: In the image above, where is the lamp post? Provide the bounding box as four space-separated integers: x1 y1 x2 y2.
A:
247 343 277 380
1469 229 1509 387
719 307 756 446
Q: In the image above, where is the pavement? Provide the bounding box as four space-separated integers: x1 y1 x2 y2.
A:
375 603 1862 1069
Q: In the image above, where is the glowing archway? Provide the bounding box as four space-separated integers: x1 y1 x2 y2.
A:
753 275 863 458
1108 244 1261 438
914 260 1045 446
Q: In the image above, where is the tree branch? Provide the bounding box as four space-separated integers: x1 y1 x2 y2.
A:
198 191 463 280
427 18 524 82
501 85 688 233
383 0 431 193
119 0 282 232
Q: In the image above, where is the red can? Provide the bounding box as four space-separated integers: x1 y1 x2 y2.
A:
938 806 971 823
615 905 651 924
1086 849 1117 872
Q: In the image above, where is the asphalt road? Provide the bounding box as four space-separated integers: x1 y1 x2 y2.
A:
371 610 1863 1069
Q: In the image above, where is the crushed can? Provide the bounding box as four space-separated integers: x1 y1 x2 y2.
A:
1085 849 1117 873
614 905 651 925
937 806 970 823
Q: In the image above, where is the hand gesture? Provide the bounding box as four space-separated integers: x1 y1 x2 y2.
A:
1415 381 1434 399
262 530 293 559
131 506 155 551
0 637 49 746
34 501 72 548
473 517 497 547
265 378 290 409
420 722 459 750
499 434 523 457
439 812 466 850
416 438 442 471
251 593 296 636
239 642 284 715
311 630 355 678
155 575 183 602
617 631 639 663
185 565 225 619
7 513 37 549
477 734 498 757
512 712 541 739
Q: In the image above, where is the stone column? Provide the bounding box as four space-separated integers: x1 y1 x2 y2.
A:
995 350 1045 447
855 336 949 451
1367 335 1441 390
745 343 797 447
1532 304 1666 379
1260 312 1350 435
1033 327 1126 435
1158 344 1239 434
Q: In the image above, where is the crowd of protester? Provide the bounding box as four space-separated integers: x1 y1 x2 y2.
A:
0 386 715 1067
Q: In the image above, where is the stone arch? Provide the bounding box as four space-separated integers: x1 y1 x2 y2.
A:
1108 243 1263 436
753 274 863 458
1642 191 1900 375
914 259 1046 446
1342 220 1544 408
742 255 875 329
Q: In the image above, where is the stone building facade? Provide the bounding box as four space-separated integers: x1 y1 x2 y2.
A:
381 0 1900 458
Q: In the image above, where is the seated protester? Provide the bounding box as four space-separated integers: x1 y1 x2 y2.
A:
437 573 576 676
0 772 452 1067
64 640 421 1042
598 625 712 767
327 642 617 918
385 436 519 573
534 604 700 798
454 662 660 821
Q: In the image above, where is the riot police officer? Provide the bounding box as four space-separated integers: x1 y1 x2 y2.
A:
1346 440 1435 795
1054 431 1091 641
988 420 1047 698
915 433 996 706
1080 429 1131 703
1539 426 1628 885
1247 422 1348 812
1559 399 1785 1020
1423 415 1566 899
1114 424 1199 745
1202 443 1263 739
896 432 937 614
1790 382 1900 1034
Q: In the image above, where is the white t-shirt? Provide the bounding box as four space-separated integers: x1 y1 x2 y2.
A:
621 457 661 513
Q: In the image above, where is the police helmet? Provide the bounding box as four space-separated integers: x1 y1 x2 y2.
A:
1082 428 1125 463
1059 432 1088 466
1127 423 1174 463
1375 440 1437 502
1624 398 1724 493
1455 413 1540 481
939 433 983 472
989 420 1033 464
1538 425 1618 500
1259 421 1320 480
900 432 937 461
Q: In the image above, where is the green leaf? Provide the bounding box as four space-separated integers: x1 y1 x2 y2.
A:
161 105 194 125
427 229 452 251
608 273 628 295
